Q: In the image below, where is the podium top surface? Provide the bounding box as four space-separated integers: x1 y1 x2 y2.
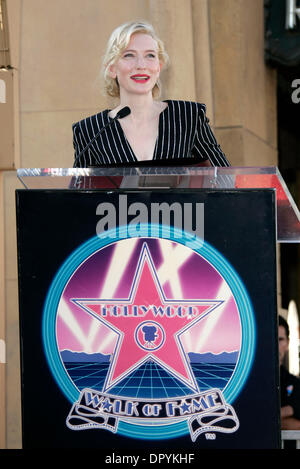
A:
16 166 300 243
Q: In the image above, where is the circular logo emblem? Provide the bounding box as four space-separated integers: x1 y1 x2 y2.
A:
42 225 255 441
135 321 165 351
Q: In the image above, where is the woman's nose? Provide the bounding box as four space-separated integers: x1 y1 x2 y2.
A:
136 55 146 68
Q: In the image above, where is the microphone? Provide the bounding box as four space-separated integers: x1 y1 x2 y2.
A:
115 106 131 119
73 106 131 167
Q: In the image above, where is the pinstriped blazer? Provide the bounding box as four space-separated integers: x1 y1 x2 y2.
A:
72 100 230 168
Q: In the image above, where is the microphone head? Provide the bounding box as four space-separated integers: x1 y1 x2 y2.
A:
116 106 131 119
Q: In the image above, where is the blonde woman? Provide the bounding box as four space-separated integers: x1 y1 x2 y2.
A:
73 21 229 168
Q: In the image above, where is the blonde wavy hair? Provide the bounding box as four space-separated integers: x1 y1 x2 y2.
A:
102 20 169 99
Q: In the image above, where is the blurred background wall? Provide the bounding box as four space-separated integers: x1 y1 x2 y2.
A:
0 0 298 448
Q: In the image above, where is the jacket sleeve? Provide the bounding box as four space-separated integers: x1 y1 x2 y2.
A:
193 104 230 167
72 121 90 168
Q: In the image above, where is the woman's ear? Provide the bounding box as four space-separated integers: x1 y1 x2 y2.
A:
108 63 117 79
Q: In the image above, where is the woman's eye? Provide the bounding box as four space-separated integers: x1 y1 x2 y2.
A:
123 53 134 58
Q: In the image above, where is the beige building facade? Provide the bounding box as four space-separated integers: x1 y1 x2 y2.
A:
0 0 278 448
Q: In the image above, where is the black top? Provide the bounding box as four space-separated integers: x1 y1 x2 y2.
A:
72 100 230 168
280 365 300 420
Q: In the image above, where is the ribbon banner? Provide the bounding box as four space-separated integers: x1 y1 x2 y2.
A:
66 387 239 441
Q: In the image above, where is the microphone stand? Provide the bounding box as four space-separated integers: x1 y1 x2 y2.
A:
73 106 131 168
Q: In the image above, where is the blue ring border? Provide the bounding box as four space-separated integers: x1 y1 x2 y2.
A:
42 223 256 440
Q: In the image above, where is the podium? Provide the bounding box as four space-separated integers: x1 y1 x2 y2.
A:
15 166 300 451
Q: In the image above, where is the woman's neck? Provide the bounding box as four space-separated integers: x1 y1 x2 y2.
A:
117 93 160 122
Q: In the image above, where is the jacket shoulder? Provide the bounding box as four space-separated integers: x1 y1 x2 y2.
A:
72 110 108 131
167 100 206 112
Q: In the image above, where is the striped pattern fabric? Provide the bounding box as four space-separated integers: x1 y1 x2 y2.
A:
72 100 230 168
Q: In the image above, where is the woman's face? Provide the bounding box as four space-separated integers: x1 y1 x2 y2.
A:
109 33 162 98
278 325 289 365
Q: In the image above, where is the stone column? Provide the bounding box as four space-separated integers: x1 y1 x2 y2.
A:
207 0 278 166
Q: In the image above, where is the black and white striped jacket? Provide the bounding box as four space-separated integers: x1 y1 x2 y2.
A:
72 100 230 168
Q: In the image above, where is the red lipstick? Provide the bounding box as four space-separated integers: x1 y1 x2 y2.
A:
130 74 150 82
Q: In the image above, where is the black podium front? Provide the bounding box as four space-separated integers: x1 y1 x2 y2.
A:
15 166 300 451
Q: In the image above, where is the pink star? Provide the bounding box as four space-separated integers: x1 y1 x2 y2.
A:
73 244 222 393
